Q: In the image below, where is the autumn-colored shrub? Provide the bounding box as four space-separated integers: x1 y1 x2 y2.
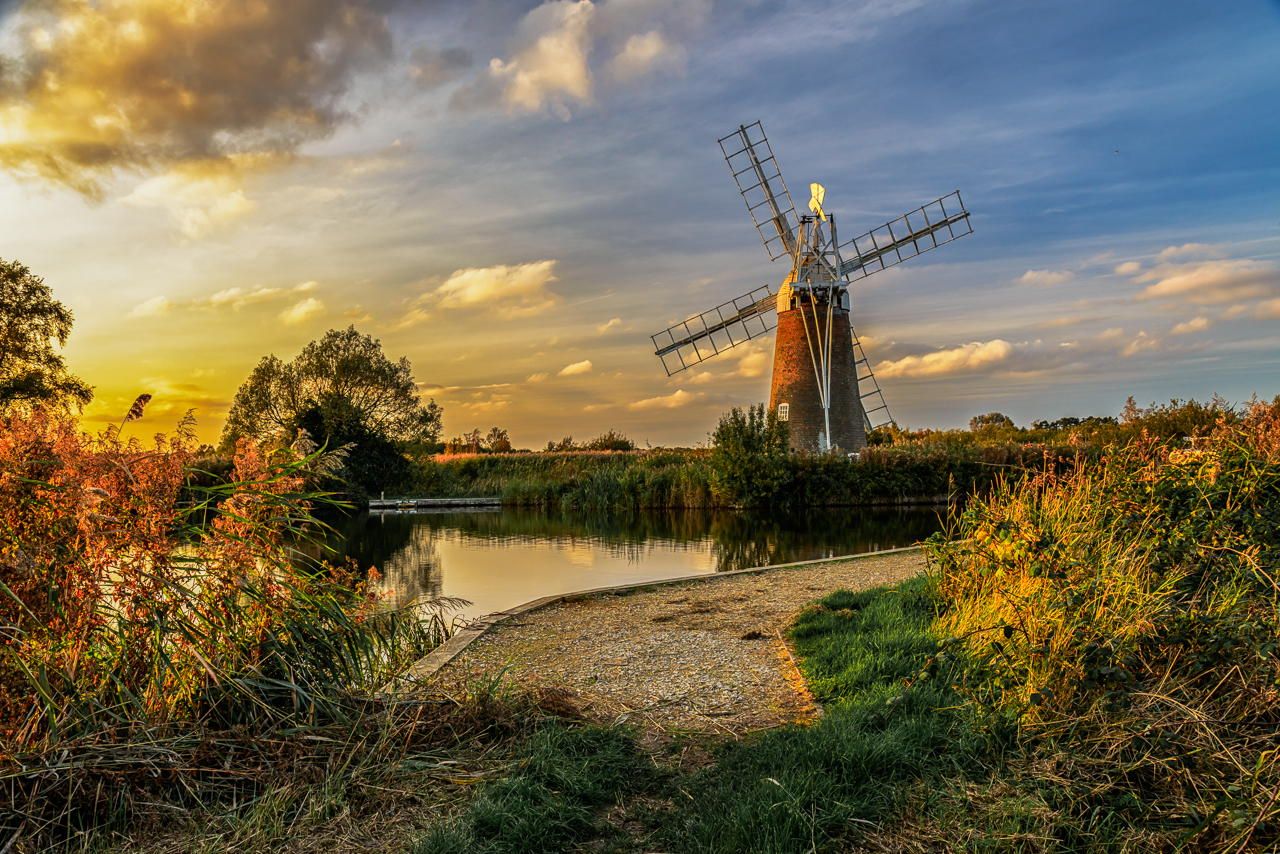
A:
0 410 452 847
927 400 1280 849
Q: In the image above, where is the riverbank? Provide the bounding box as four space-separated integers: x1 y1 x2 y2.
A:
407 443 1074 510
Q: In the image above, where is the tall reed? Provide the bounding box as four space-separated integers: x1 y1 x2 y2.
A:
927 401 1280 849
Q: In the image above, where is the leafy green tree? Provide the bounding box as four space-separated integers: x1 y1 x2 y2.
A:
709 404 790 507
583 429 635 451
222 326 442 449
969 412 1015 432
0 258 91 410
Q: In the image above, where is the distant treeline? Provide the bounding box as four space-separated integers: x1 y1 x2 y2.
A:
403 397 1245 510
408 443 1067 510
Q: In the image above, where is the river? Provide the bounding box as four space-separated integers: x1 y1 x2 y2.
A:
327 506 944 622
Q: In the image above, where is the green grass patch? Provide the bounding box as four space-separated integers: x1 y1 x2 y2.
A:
412 723 660 854
653 576 997 853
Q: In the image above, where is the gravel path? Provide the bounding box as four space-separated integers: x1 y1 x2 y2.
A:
436 549 926 734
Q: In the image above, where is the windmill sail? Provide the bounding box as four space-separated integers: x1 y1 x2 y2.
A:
837 191 972 281
651 285 777 376
719 122 798 262
850 325 895 431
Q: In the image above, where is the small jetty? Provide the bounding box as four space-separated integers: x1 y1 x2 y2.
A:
368 496 502 512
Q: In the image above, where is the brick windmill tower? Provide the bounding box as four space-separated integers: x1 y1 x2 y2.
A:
651 121 973 453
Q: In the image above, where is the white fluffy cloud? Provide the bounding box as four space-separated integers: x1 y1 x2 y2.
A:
280 297 325 326
629 388 698 410
123 167 256 238
488 0 595 118
608 30 684 80
453 0 709 117
1134 259 1280 305
1114 261 1142 276
428 260 561 318
1018 269 1073 286
558 359 593 376
597 316 622 334
875 340 1015 379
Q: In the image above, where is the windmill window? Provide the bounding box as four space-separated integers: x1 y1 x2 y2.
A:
777 403 789 421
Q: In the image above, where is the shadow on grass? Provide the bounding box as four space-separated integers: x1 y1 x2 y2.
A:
412 576 1022 853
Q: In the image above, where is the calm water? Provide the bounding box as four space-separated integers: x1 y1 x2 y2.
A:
327 506 943 621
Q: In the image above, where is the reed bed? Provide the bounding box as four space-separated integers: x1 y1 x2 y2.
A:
0 411 470 852
927 400 1280 850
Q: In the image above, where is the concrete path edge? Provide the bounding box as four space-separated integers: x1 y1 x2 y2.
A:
391 544 925 687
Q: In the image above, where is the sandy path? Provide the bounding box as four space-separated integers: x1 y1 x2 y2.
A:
434 549 926 734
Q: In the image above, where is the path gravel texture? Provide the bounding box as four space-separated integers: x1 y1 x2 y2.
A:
436 549 927 734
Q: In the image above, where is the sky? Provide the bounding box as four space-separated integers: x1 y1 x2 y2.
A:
1 0 1278 447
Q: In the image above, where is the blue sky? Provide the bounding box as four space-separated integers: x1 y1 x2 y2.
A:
1 0 1277 444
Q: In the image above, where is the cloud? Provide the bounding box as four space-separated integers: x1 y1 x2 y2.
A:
280 297 325 325
427 260 561 318
526 372 549 383
558 359 593 376
461 0 595 118
1255 299 1280 320
1157 243 1223 261
597 316 622 334
408 45 472 89
1134 259 1280 305
1114 261 1142 276
129 295 172 318
1018 269 1073 286
1171 316 1210 335
0 0 395 196
122 164 256 237
629 388 698 410
1121 330 1159 358
875 340 1015 379
205 281 316 311
451 0 709 117
608 30 684 80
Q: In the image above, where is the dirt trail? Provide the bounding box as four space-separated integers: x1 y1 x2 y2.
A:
436 549 926 734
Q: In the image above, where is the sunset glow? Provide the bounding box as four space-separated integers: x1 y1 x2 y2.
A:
2 0 1277 444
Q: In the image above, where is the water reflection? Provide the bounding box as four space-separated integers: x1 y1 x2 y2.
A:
329 506 943 619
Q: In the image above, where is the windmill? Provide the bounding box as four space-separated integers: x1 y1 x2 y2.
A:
650 121 973 453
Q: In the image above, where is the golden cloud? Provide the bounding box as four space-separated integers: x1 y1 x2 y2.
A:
558 359 593 376
875 339 1015 379
1170 316 1210 335
429 260 561 318
628 388 698 410
0 0 395 195
1135 259 1279 305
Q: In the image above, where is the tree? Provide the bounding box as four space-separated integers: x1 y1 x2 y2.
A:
0 258 92 410
709 404 790 507
484 426 512 453
969 412 1015 431
222 326 442 449
583 429 635 451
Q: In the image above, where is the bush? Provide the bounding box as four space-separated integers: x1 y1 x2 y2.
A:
709 404 790 507
927 399 1280 849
